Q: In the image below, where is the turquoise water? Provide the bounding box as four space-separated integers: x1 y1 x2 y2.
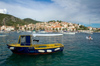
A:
0 32 100 66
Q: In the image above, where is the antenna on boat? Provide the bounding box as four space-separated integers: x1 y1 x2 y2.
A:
86 19 93 40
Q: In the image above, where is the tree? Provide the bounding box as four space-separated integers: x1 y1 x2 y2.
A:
68 24 70 27
56 28 58 32
24 27 26 31
62 28 65 31
75 27 78 31
60 24 62 26
65 28 67 31
16 27 19 30
59 28 61 30
48 20 56 23
79 25 88 30
33 28 35 30
28 28 29 30
53 28 55 30
30 27 32 30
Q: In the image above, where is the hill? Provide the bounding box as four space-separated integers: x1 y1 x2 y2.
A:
23 18 41 24
0 13 26 26
0 13 40 27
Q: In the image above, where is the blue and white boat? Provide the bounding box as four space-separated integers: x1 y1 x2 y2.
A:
7 34 64 55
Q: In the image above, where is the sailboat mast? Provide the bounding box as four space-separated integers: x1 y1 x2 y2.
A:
89 19 90 33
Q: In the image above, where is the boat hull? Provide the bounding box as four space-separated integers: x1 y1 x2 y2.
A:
63 32 75 34
7 45 64 55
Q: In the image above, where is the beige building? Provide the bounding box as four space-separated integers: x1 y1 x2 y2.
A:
0 25 6 31
0 25 15 31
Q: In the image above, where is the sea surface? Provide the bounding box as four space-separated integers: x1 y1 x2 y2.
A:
0 32 100 66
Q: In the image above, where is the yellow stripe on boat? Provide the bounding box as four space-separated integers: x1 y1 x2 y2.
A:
8 43 64 49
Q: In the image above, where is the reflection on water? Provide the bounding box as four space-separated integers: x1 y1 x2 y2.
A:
6 52 64 66
0 32 100 66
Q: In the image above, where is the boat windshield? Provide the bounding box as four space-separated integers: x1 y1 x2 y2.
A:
32 34 63 45
18 35 31 45
18 34 63 45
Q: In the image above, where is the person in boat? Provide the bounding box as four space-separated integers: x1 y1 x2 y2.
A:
89 36 92 40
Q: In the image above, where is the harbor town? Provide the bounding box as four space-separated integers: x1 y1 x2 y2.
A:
0 21 100 33
0 9 100 33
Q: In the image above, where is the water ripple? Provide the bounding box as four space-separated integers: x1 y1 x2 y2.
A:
0 32 100 66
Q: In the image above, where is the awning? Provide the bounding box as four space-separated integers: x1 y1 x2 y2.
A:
33 34 63 37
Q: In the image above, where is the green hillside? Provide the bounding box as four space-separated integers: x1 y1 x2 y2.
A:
0 13 27 26
0 13 40 27
23 18 41 24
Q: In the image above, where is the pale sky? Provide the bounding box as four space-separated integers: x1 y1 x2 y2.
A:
0 0 100 28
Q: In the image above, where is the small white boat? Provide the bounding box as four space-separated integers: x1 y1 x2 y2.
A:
88 32 93 34
38 30 46 33
17 30 21 33
26 31 32 32
86 36 93 40
33 31 36 33
0 31 5 33
85 31 93 34
63 32 75 34
33 30 36 33
0 35 6 37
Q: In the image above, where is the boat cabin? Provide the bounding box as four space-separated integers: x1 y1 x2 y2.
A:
17 34 63 46
18 35 32 46
18 35 40 46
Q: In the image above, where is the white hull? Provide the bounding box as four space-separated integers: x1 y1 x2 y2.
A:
39 31 46 33
33 31 36 33
63 32 75 34
0 35 6 37
86 36 93 40
85 32 93 34
26 31 32 32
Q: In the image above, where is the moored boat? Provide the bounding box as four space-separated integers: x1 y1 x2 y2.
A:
7 34 64 55
63 32 75 34
0 33 7 37
86 36 93 40
32 30 36 33
26 31 32 32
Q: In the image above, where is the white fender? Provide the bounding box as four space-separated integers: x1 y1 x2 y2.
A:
55 48 60 51
47 50 52 52
38 50 45 52
10 47 14 50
